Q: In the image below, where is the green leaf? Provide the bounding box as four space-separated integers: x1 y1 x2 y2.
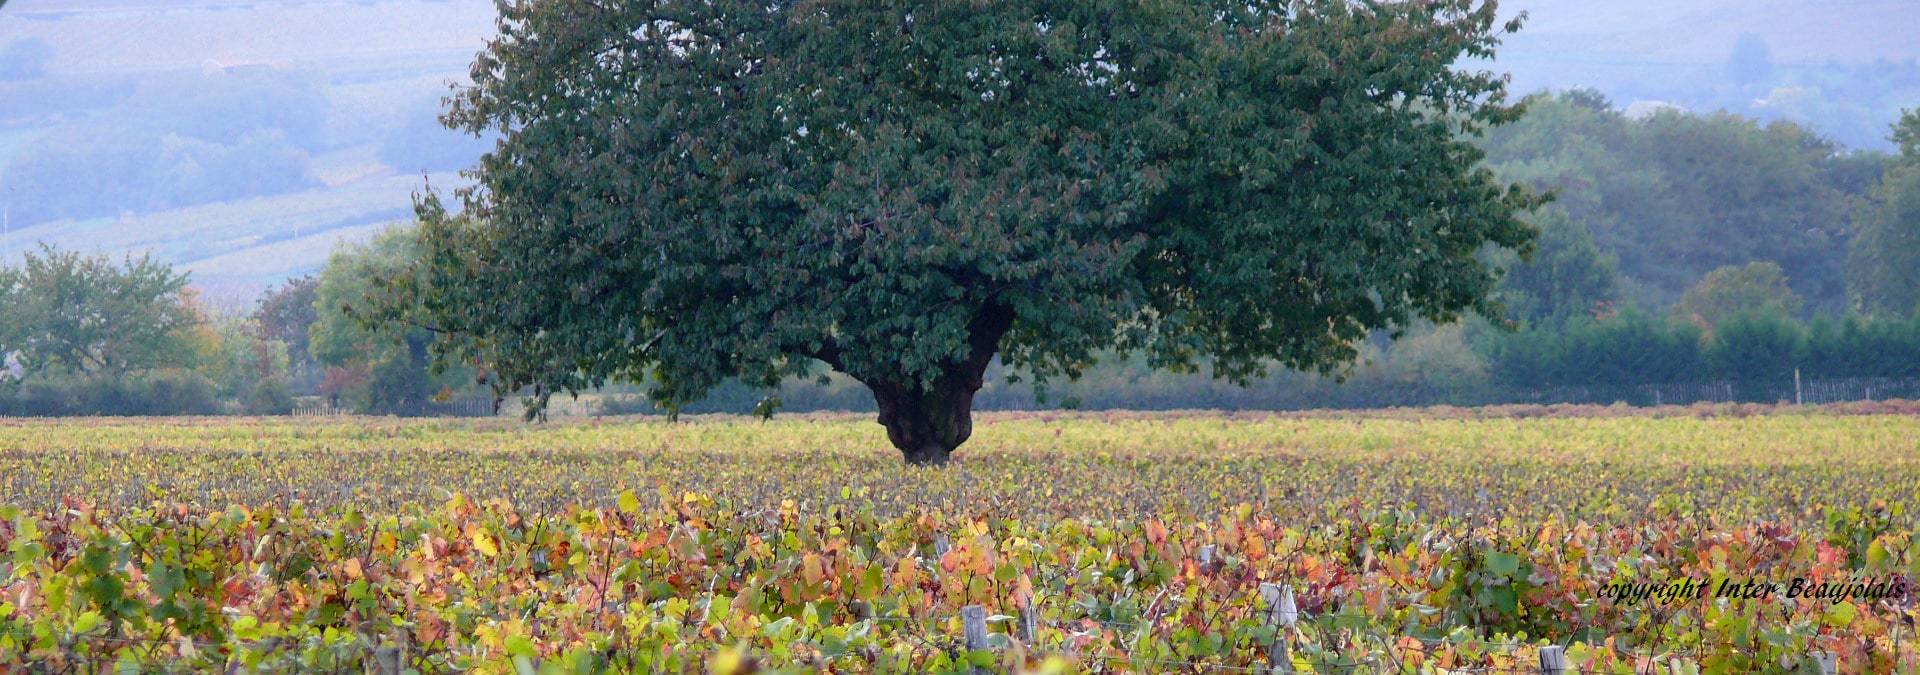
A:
966 649 998 667
1485 552 1521 577
1823 601 1856 628
71 610 104 635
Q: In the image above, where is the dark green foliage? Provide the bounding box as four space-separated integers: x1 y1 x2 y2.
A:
1847 110 1920 317
1490 207 1618 324
1703 311 1805 382
1473 306 1920 401
0 371 220 417
394 0 1539 461
1480 92 1871 312
0 246 199 378
1803 315 1920 380
1483 310 1704 388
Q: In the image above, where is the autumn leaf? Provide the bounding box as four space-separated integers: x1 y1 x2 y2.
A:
471 528 499 557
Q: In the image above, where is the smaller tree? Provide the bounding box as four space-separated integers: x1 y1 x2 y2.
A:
311 226 470 415
1675 262 1803 330
1895 108 1920 158
0 246 199 379
208 318 295 415
1493 207 1619 325
1848 109 1920 317
253 276 322 390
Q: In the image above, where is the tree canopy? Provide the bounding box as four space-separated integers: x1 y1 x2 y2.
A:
0 246 198 379
1479 91 1872 313
313 226 469 415
394 0 1539 463
1488 206 1618 325
1848 109 1920 317
1674 261 1803 330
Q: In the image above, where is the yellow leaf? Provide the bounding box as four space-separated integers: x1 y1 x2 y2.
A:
802 553 826 585
471 529 499 557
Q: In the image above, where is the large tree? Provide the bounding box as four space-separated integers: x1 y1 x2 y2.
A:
395 0 1539 463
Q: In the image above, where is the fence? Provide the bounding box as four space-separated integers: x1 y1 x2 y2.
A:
285 375 1920 419
290 396 497 418
1483 375 1920 408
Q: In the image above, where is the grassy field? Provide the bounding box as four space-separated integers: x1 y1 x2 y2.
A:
0 406 1915 671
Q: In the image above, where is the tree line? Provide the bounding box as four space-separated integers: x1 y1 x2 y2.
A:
0 226 466 416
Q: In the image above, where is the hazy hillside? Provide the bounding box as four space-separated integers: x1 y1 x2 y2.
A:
0 0 490 304
1496 0 1920 150
0 0 1914 305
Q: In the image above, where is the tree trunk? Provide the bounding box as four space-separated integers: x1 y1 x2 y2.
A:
864 302 1014 465
868 378 978 465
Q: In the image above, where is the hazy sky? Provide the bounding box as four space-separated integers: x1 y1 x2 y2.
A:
1496 0 1920 91
7 0 1919 86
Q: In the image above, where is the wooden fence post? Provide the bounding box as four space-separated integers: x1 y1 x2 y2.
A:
961 604 990 675
1538 645 1568 674
1260 583 1296 673
1795 368 1804 405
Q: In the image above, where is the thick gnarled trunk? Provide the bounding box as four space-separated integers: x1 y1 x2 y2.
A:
861 302 1013 465
869 378 980 465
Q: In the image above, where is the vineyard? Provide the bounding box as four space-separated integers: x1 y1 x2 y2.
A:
1 404 1917 672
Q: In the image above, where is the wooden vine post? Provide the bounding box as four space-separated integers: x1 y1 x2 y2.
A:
1260 583 1297 674
374 632 405 675
1017 596 1038 645
1812 651 1837 675
1538 645 1568 674
961 604 990 675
